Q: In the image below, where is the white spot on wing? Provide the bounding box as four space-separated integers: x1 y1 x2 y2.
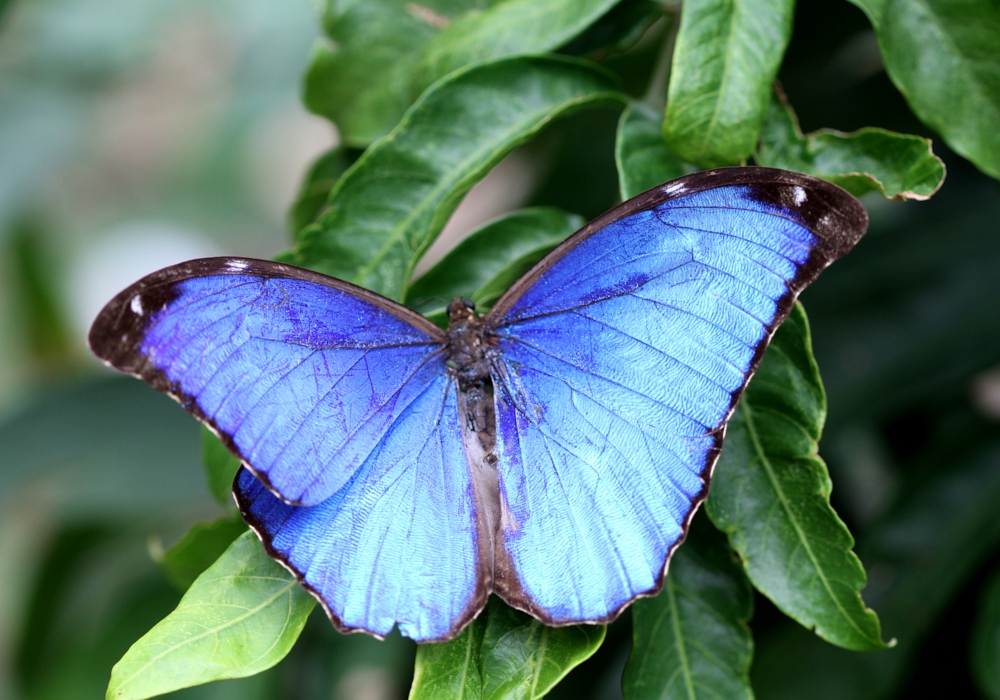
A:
793 186 807 205
663 182 687 196
130 295 143 315
226 259 250 272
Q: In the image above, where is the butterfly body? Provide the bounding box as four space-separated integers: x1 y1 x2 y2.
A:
90 168 867 642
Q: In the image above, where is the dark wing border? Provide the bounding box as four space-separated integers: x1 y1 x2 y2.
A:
487 167 868 626
89 257 447 504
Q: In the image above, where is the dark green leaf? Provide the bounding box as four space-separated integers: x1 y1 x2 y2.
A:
972 566 1000 699
152 517 248 591
409 597 605 700
755 91 945 200
0 377 207 518
752 440 1000 700
414 0 622 92
107 532 315 700
288 147 355 236
847 0 1000 180
15 526 185 700
201 427 241 510
706 303 886 651
6 218 74 371
623 520 754 700
560 0 663 59
286 56 624 301
303 1 476 147
664 0 795 167
409 614 486 699
407 207 583 323
615 101 686 200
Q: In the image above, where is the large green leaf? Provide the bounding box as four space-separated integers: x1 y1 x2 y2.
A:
706 303 886 651
847 0 1000 180
0 377 207 519
622 520 754 700
286 56 624 301
972 566 1000 699
409 597 605 700
106 532 315 700
303 0 478 147
414 0 622 92
305 0 628 147
152 517 248 591
752 439 1000 700
755 92 945 200
407 207 583 324
663 0 795 167
615 101 686 200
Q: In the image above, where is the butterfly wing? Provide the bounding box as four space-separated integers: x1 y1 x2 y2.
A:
91 258 492 641
485 168 867 624
89 258 448 507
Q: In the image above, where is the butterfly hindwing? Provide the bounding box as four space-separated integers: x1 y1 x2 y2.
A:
485 168 867 623
89 258 447 507
234 371 491 642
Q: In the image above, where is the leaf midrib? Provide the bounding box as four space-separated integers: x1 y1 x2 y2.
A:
695 1 741 161
113 580 298 692
666 578 697 700
741 400 879 646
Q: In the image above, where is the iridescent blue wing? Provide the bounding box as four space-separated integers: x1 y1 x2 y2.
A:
89 258 447 507
485 168 867 624
234 373 493 642
90 258 492 641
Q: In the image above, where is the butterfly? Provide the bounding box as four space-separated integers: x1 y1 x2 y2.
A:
89 167 867 643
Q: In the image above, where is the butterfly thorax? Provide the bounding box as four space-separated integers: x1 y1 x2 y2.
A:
446 299 497 454
445 299 492 389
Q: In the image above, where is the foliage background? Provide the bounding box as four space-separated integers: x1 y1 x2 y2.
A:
0 0 998 698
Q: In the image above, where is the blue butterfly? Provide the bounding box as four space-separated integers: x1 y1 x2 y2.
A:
89 167 866 643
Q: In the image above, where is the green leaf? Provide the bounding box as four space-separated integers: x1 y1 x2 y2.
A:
752 439 1000 700
201 427 241 510
973 566 1000 699
286 56 624 301
409 597 605 700
305 0 624 147
615 101 686 200
407 207 583 324
664 0 795 167
152 517 248 591
755 91 945 200
303 1 477 147
288 147 355 236
623 519 754 700
107 532 315 700
414 0 622 92
847 0 1000 180
706 303 886 651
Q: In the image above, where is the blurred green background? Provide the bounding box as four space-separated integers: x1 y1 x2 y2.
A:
1 0 998 698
